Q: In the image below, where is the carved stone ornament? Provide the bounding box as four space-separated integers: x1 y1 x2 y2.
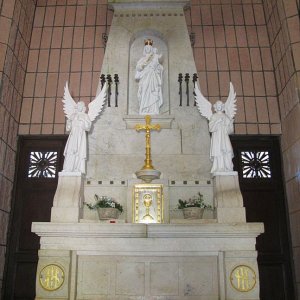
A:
230 265 256 292
39 264 65 291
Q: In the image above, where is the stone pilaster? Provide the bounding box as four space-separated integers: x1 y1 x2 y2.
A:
223 251 261 300
35 250 72 300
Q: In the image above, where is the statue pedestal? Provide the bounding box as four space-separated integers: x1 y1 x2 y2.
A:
213 172 246 223
51 172 84 223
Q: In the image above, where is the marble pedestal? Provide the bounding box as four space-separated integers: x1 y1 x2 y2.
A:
51 172 84 223
213 172 246 223
32 222 264 300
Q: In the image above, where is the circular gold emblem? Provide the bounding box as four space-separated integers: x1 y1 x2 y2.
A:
230 265 256 292
39 264 65 291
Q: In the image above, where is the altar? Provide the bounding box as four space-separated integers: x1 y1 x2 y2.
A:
33 174 263 299
32 0 264 299
33 222 263 299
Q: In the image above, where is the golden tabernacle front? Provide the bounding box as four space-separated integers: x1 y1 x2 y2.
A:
133 184 163 223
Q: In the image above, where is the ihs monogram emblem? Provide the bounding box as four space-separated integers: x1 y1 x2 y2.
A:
230 265 256 292
39 264 65 291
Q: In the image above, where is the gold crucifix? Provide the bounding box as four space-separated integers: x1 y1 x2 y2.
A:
135 115 161 170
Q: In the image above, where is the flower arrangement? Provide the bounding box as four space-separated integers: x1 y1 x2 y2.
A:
177 192 212 210
85 195 123 213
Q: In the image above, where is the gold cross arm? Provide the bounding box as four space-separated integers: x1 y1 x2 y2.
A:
135 115 161 132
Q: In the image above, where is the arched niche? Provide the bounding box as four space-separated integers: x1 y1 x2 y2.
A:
128 30 169 115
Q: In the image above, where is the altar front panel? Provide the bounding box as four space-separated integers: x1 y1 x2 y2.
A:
77 255 218 299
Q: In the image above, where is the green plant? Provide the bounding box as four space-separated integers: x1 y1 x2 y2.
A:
177 192 212 210
85 195 123 213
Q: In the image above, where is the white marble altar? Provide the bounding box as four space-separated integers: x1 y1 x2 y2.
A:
33 222 263 300
32 0 264 299
88 0 212 184
84 0 214 217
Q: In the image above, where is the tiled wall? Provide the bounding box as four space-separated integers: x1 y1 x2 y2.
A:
19 0 282 135
0 0 35 293
187 0 281 134
263 0 300 296
19 0 112 135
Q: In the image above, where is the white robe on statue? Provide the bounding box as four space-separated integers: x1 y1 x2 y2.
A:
63 112 92 173
135 46 163 115
209 111 234 173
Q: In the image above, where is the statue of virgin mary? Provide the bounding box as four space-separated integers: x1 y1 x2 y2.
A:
135 39 163 115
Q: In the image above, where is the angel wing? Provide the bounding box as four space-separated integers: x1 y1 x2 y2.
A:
62 81 77 119
87 82 107 122
224 82 237 120
194 83 213 120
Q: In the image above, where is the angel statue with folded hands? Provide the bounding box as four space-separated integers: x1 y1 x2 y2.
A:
194 82 237 174
61 82 107 174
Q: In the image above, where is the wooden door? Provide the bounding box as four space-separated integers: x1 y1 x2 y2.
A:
231 136 296 300
3 136 66 300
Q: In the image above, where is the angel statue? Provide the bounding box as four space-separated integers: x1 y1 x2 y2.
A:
62 82 107 174
195 82 237 174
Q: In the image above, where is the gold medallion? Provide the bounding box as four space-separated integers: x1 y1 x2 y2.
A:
39 264 65 291
230 265 256 292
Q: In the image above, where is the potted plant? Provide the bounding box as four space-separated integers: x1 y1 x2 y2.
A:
177 192 212 219
85 195 123 220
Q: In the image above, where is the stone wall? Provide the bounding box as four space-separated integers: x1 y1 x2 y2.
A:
19 0 281 135
0 0 35 293
263 0 300 296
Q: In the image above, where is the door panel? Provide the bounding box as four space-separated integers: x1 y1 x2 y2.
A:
242 190 282 253
258 264 286 300
231 136 295 300
3 136 66 300
19 189 55 251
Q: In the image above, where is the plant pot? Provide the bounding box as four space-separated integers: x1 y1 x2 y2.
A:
183 207 204 219
97 208 120 220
